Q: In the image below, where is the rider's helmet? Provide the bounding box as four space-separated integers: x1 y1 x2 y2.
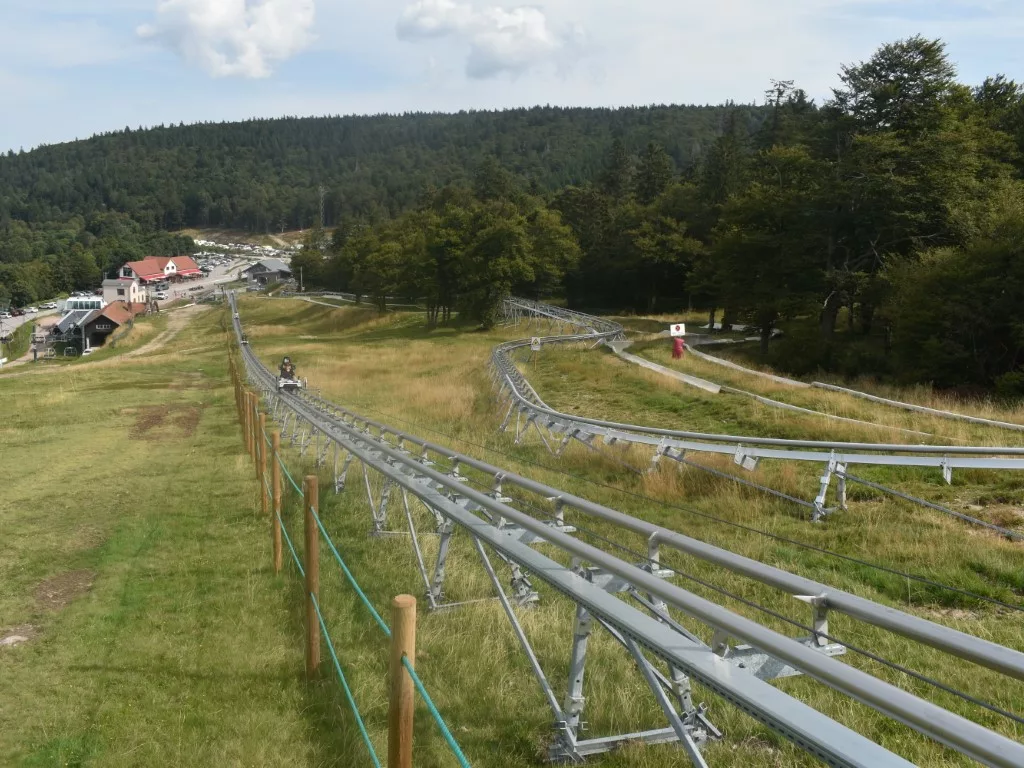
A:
283 356 291 364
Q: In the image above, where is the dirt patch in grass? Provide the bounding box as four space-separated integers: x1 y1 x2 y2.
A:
0 624 38 648
172 406 203 436
121 404 205 440
34 570 95 612
128 405 171 436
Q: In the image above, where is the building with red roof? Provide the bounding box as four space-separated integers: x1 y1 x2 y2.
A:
119 256 202 283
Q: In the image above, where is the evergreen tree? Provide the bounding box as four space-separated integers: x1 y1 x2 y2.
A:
635 142 675 205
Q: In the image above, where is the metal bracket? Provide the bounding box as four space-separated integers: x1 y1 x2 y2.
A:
733 444 759 471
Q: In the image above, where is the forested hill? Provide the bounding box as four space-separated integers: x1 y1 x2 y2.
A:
0 105 766 232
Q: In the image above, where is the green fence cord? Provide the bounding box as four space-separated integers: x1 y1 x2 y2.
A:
278 513 304 578
268 436 470 766
276 453 304 496
311 593 383 768
310 502 392 637
402 655 471 768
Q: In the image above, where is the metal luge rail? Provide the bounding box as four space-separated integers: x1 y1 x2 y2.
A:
230 292 1024 768
810 381 1024 433
493 299 1024 528
276 387 1024 683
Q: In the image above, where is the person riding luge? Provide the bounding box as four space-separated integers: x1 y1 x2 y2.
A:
279 356 295 379
277 356 305 390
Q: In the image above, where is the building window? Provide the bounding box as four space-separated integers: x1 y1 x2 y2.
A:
95 322 113 331
117 288 125 296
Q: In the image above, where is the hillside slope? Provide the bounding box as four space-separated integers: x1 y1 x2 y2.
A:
0 105 766 232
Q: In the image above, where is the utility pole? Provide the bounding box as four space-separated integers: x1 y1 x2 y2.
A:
300 266 304 293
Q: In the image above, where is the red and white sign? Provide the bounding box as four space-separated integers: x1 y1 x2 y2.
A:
669 323 686 337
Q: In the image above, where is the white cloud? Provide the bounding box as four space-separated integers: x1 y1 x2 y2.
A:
137 0 316 78
397 0 584 78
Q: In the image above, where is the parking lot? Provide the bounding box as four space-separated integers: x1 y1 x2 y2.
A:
0 305 59 335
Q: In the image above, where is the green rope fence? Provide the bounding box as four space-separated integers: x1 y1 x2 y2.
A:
402 655 472 768
310 502 392 637
311 593 383 768
261 423 470 767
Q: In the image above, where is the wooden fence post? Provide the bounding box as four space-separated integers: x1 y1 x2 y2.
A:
246 393 256 459
254 406 264 479
303 475 321 678
240 389 246 444
242 391 252 456
271 430 282 575
389 595 417 768
258 412 268 504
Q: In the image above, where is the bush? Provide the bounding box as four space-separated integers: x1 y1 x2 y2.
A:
994 369 1024 400
766 326 832 375
834 339 891 379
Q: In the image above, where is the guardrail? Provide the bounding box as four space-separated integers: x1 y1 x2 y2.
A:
492 299 1024 528
230 291 1024 768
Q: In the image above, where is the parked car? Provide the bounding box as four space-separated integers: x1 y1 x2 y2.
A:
155 291 169 300
0 312 11 319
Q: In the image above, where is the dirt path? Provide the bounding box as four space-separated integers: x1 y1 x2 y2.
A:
123 304 208 358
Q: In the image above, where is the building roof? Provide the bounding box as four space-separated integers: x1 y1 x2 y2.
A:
55 310 91 334
123 258 164 280
170 256 201 275
96 300 134 326
244 258 292 274
102 278 133 287
123 255 202 280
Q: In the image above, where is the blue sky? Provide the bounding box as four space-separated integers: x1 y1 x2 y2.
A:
2 0 1023 153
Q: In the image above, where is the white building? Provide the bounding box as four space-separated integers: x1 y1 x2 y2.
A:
102 277 148 305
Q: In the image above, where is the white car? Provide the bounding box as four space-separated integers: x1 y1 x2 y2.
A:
154 291 170 300
25 306 38 313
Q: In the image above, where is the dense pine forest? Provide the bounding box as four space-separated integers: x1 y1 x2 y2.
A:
4 36 1024 392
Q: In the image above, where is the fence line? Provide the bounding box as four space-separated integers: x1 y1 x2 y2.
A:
311 592 383 768
229 350 469 767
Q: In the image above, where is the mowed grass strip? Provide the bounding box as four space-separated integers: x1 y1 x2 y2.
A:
239 296 1023 766
0 308 345 768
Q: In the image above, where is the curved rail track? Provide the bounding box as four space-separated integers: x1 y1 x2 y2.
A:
231 292 1024 767
493 298 1024 535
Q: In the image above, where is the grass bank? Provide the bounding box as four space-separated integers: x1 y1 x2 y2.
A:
4 321 33 360
0 307 342 767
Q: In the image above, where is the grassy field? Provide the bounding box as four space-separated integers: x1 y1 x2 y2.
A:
238 296 1023 767
3 295 1022 767
0 307 354 767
